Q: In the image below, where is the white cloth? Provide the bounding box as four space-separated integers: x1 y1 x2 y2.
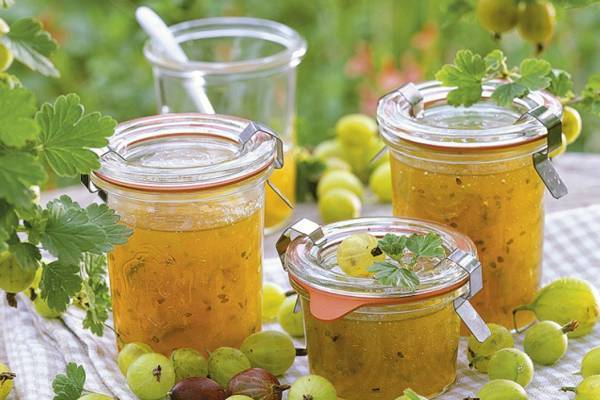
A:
2 205 600 399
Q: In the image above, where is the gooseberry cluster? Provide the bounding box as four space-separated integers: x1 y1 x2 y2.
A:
476 0 556 52
312 113 392 223
261 282 305 338
114 329 335 400
463 277 600 399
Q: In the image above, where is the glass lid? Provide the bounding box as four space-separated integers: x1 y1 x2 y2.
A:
283 217 476 300
377 80 563 151
91 113 280 192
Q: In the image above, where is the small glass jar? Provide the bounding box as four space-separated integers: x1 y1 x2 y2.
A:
377 81 565 330
277 217 489 399
87 114 282 354
144 17 307 232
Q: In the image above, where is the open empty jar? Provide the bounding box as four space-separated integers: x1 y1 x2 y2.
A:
277 217 490 399
85 114 282 354
378 81 565 330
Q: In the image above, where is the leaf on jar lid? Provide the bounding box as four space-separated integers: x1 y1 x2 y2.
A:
369 261 420 291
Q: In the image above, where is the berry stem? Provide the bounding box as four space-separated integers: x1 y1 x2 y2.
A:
5 292 17 308
284 290 297 297
295 347 308 356
561 387 576 393
562 320 580 334
0 371 16 382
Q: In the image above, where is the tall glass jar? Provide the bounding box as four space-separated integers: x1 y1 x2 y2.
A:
88 114 282 354
377 81 565 330
143 17 307 233
277 217 489 399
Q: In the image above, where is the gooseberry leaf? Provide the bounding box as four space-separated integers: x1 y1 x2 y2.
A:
492 82 529 106
581 73 600 115
85 203 131 253
377 233 407 257
1 18 59 77
52 362 85 400
435 50 486 106
405 233 446 258
369 262 420 291
41 260 82 313
0 151 46 206
80 253 111 336
518 58 552 91
0 85 40 147
548 69 574 98
0 201 17 251
9 241 41 272
484 49 508 76
36 94 116 176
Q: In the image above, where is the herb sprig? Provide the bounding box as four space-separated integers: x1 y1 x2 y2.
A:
0 6 131 336
435 49 600 115
368 232 445 292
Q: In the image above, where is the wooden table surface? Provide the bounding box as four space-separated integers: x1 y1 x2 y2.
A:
42 152 600 259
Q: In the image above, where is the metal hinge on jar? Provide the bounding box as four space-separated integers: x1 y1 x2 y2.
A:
516 105 568 199
371 83 425 165
445 248 491 343
81 121 293 209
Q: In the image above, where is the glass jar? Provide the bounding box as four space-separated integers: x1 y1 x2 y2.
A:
277 217 489 399
87 114 282 354
377 81 565 330
143 17 307 232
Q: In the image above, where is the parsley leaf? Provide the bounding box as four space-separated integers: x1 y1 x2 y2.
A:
0 151 46 205
435 50 486 107
369 261 420 291
405 233 446 258
52 362 85 400
0 85 40 147
377 233 407 258
548 69 574 98
80 253 111 335
41 260 82 312
36 94 116 176
1 18 59 77
40 196 106 264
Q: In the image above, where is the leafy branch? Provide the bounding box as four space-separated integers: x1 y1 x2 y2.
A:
435 49 600 117
368 232 445 291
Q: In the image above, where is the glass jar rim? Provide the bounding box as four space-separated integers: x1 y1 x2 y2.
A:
143 17 307 74
377 80 563 152
283 217 477 302
91 113 278 193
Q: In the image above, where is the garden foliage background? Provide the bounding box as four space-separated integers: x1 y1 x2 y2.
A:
5 0 600 158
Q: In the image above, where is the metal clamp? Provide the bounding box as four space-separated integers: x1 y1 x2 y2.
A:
445 248 491 343
240 121 284 169
396 82 425 118
517 105 568 199
276 218 324 266
80 174 107 202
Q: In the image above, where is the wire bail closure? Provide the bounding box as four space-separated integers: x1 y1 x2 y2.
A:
517 105 568 199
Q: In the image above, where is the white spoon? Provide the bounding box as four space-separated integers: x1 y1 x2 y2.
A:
136 6 216 114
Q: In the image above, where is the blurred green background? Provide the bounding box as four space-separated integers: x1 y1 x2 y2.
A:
5 0 600 153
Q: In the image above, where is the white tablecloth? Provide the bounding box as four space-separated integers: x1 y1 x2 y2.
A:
2 204 600 399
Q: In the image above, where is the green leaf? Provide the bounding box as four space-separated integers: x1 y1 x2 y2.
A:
40 196 106 264
52 362 86 400
80 253 111 336
551 0 600 7
403 389 424 400
84 203 132 253
0 151 46 206
405 233 445 258
581 73 600 115
517 58 552 91
0 0 14 9
377 233 407 257
369 261 420 291
491 82 529 106
1 18 59 77
0 85 40 147
36 94 116 176
484 49 508 76
548 69 574 98
9 241 41 272
296 153 326 202
0 201 17 251
435 50 486 107
41 260 82 312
